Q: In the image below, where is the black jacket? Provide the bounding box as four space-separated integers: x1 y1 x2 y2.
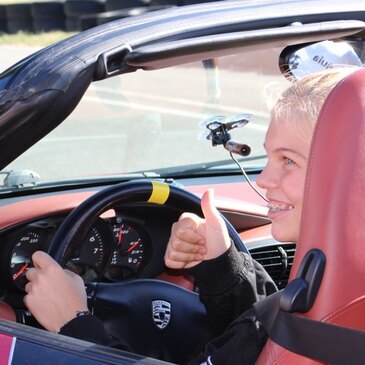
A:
60 245 277 364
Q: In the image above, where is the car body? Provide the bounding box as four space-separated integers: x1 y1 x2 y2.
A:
0 0 364 363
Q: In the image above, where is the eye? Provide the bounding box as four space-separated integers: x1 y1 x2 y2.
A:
284 157 296 165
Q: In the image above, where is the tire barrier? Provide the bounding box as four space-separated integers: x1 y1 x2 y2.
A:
150 0 181 6
64 0 105 31
0 5 6 33
31 1 66 32
0 0 210 34
104 0 149 11
79 5 174 31
5 3 33 34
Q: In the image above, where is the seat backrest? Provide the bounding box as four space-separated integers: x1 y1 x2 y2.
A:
256 68 365 364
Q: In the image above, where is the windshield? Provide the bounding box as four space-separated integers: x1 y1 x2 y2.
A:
1 46 290 189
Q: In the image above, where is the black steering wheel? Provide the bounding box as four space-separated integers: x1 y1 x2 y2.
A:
48 180 248 363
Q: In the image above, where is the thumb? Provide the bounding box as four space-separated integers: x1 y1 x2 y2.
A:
201 189 223 227
32 251 58 270
199 189 231 260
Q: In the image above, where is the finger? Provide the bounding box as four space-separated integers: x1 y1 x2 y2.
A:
24 282 32 294
32 251 59 270
179 211 202 222
23 294 30 308
170 239 207 256
174 227 205 245
173 212 203 231
25 267 39 282
165 249 205 263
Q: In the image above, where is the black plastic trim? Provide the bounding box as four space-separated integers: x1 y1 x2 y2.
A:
125 20 365 69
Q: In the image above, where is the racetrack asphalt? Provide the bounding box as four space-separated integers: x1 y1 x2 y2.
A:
0 45 38 73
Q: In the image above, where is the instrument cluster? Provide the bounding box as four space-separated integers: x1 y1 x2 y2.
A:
2 214 154 292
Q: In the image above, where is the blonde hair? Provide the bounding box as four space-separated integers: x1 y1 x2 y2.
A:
271 67 360 143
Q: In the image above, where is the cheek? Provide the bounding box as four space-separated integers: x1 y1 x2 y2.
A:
273 171 306 242
286 178 305 226
283 171 306 207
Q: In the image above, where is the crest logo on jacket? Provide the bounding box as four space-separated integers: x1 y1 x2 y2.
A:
152 300 171 329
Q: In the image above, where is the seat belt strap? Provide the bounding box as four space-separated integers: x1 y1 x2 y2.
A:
254 287 365 364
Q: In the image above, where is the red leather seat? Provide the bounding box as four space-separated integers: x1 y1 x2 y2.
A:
0 301 16 322
256 67 365 364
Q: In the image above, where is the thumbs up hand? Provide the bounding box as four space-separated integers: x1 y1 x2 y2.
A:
164 189 231 269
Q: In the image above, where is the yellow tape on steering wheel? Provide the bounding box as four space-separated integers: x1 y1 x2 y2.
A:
147 181 170 205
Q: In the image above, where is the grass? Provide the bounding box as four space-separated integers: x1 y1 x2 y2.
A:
0 31 76 46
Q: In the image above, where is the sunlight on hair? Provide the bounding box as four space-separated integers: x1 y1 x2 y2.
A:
269 66 361 144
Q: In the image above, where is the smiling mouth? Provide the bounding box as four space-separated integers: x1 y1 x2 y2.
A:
267 203 294 213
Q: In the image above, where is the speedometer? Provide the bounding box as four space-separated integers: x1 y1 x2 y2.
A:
9 230 44 290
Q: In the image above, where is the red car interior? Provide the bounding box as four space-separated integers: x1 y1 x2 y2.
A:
0 180 269 322
0 301 16 322
256 68 365 364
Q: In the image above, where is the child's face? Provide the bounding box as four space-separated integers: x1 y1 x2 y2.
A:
256 118 311 243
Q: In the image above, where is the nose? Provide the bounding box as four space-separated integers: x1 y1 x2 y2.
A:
256 162 277 190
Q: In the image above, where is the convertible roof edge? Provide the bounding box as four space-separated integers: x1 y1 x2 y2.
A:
125 20 365 70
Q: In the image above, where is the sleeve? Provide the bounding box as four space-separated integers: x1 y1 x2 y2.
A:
59 313 132 351
187 308 268 365
187 244 277 336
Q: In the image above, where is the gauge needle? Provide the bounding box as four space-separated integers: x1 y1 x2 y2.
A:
127 240 140 253
13 263 29 281
118 229 123 245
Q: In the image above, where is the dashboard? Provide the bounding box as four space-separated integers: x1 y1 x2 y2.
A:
0 177 295 321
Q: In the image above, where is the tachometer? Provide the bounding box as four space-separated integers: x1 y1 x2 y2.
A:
66 220 112 282
105 217 145 280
